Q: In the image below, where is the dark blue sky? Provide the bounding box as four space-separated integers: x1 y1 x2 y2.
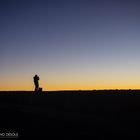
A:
1 0 140 90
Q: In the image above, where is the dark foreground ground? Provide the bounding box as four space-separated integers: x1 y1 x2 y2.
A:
0 90 140 139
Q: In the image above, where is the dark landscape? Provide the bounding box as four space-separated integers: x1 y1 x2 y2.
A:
0 90 140 139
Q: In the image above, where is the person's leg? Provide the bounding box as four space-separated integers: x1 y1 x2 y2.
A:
35 82 39 91
36 83 39 91
35 87 37 91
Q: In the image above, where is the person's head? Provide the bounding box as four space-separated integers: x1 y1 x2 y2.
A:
34 74 38 78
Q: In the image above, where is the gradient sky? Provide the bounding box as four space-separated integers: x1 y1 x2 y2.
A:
1 0 140 91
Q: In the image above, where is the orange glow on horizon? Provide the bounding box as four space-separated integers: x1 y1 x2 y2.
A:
1 71 140 91
0 83 140 91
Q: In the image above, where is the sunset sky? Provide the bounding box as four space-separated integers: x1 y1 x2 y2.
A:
1 0 140 91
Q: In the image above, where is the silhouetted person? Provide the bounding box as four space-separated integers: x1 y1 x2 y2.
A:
33 75 40 92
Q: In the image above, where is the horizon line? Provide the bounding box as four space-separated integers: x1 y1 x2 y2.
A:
0 89 140 92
